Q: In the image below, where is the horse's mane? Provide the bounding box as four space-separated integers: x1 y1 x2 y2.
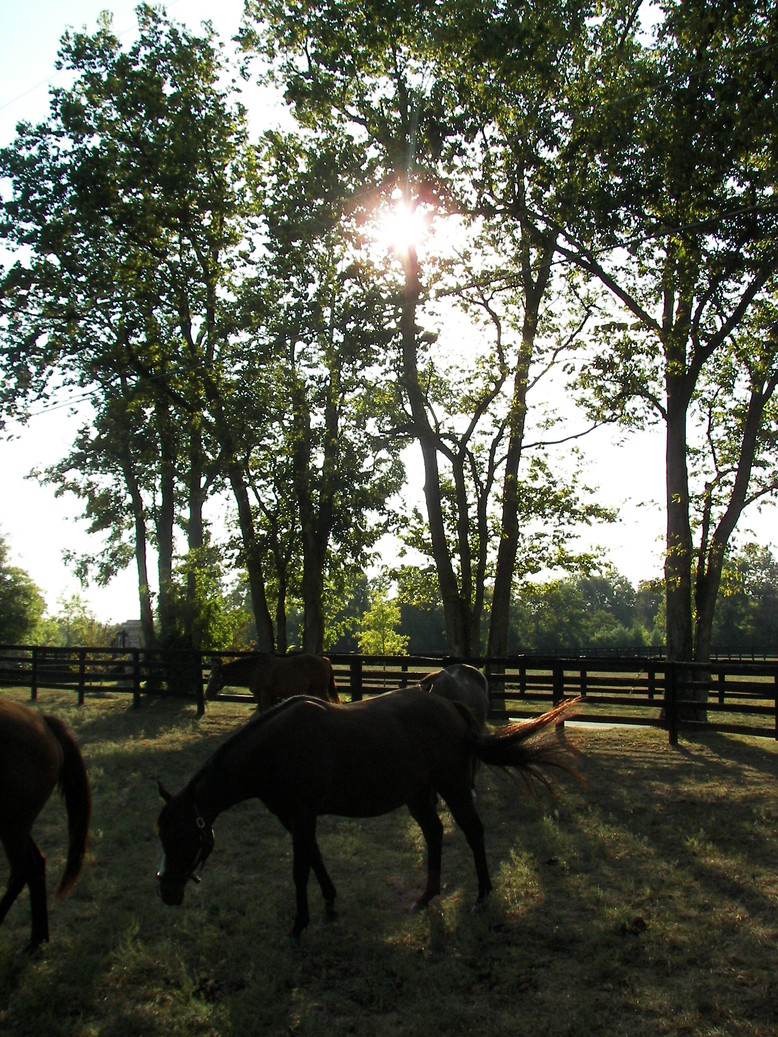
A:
195 695 323 786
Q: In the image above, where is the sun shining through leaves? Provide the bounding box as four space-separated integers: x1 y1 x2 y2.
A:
370 196 431 257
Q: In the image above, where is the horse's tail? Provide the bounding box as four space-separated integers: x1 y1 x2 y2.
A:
44 715 92 899
471 698 583 794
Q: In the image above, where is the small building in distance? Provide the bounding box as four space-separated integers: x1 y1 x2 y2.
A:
113 620 144 650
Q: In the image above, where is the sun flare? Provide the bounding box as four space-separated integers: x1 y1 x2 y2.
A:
372 199 429 255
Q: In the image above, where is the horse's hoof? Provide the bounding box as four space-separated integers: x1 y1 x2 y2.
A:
471 892 492 915
410 900 425 915
324 903 338 923
290 918 308 941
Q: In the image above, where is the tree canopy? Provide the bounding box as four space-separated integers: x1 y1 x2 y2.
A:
0 533 46 643
1 1 776 659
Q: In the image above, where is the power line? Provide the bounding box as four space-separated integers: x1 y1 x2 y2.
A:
0 0 195 119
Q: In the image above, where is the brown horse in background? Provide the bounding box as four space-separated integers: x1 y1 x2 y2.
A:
420 663 490 788
157 688 581 939
205 653 338 711
420 663 490 730
0 698 91 949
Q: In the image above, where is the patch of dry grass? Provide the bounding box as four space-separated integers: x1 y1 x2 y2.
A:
1 689 777 1036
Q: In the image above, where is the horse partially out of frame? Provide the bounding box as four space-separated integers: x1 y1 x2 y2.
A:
420 663 490 788
205 652 339 711
156 688 580 939
0 698 91 949
420 663 490 730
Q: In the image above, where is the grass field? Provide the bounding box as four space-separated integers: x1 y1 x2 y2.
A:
1 688 777 1036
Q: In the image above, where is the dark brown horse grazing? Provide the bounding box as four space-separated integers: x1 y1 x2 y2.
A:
420 663 489 730
0 699 91 949
156 689 580 939
205 653 338 711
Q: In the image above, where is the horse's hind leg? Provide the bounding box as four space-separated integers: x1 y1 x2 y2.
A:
442 790 492 904
26 839 50 946
407 788 444 912
0 865 27 928
0 835 49 947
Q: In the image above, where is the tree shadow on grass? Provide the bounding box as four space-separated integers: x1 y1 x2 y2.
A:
4 697 778 1036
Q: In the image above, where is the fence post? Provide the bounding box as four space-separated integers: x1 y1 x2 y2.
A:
349 656 363 702
77 648 86 706
552 660 566 737
484 659 505 717
664 662 679 745
196 652 205 718
31 646 38 702
552 660 564 705
132 649 142 709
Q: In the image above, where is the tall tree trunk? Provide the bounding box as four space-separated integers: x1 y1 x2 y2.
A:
120 458 154 647
693 373 776 663
664 394 694 664
301 532 326 653
400 245 470 656
488 230 555 659
289 361 335 655
185 423 207 651
487 330 534 658
198 371 275 652
227 465 275 651
155 397 178 646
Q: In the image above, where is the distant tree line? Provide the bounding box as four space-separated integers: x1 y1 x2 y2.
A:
392 544 778 657
2 529 775 658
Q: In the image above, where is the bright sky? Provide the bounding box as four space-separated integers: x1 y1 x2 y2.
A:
0 3 773 625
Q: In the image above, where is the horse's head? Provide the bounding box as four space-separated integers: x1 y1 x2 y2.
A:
205 661 224 701
155 783 214 906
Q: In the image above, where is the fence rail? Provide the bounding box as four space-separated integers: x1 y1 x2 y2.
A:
1 644 777 743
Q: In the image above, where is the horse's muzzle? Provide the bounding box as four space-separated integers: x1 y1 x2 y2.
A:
157 875 186 906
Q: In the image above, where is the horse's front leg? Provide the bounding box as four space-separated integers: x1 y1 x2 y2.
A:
290 814 319 939
309 839 337 921
407 788 443 912
256 685 271 711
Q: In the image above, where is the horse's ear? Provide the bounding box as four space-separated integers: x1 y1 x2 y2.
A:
157 779 173 803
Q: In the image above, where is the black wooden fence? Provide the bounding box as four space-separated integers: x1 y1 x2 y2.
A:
1 644 777 744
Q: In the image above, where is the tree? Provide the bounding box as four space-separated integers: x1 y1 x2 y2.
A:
358 589 410 656
712 543 778 650
241 0 610 656
2 8 410 656
49 593 117 648
509 570 659 653
243 129 406 652
0 9 251 644
560 0 778 665
0 534 46 643
0 8 280 651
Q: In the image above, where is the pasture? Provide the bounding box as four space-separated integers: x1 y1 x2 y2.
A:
1 688 777 1036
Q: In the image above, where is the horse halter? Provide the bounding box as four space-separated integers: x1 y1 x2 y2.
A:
158 802 215 890
188 809 215 883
